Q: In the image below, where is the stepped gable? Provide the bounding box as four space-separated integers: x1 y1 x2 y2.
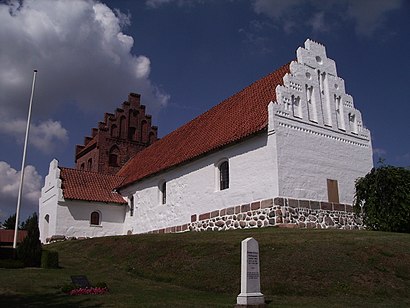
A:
117 63 290 189
75 93 159 175
60 167 126 204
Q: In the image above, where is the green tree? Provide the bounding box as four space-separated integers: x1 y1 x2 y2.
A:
17 212 42 267
2 214 17 229
1 213 36 230
354 164 410 233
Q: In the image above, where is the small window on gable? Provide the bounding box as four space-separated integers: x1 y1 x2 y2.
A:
128 127 136 141
160 181 166 204
349 113 358 134
327 179 339 203
87 158 92 171
109 146 119 167
129 195 134 216
90 211 100 226
80 163 85 170
219 161 229 190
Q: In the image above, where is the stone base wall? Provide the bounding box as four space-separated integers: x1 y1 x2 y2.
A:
147 197 363 234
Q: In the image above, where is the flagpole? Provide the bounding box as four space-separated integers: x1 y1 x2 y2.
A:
13 70 37 249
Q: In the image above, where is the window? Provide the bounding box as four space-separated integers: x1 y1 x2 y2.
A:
128 127 136 141
291 95 302 118
80 163 85 170
349 113 358 134
160 181 166 204
327 179 339 203
87 158 92 171
90 211 100 225
219 161 229 190
129 195 134 216
109 146 119 167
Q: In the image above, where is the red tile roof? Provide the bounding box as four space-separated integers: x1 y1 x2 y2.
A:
0 229 27 244
116 63 290 189
60 167 126 204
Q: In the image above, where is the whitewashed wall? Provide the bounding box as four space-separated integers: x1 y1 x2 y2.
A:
272 39 373 203
39 159 63 243
120 133 280 234
39 160 126 243
54 200 125 239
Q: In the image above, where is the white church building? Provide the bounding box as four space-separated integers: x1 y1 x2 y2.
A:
39 39 373 243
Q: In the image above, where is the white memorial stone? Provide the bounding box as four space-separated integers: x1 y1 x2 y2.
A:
236 237 265 306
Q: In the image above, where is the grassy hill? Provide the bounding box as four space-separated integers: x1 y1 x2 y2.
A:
1 228 410 307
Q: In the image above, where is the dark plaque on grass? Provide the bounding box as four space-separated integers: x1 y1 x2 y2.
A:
71 275 91 288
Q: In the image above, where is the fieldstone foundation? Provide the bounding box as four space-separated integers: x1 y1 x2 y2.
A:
148 197 363 234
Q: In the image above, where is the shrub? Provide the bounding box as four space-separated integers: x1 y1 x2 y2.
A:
17 213 42 267
41 250 59 268
354 164 410 233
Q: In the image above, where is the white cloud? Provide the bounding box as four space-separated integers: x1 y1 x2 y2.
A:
346 0 402 37
251 0 402 36
0 0 169 150
308 11 327 33
0 119 68 154
0 161 42 220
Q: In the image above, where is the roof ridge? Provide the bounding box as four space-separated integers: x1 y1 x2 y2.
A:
60 166 125 178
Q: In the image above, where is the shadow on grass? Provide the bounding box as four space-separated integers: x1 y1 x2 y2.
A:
0 292 104 307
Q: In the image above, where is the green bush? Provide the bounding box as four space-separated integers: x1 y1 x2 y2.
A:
354 164 410 233
41 250 59 268
17 213 42 267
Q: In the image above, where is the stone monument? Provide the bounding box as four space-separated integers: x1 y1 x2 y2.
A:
236 237 265 307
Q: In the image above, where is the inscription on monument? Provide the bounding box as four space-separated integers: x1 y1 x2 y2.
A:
247 251 259 280
236 237 265 306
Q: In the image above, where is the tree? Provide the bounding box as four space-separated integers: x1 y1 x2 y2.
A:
1 213 35 230
354 164 410 233
17 212 42 267
2 214 17 229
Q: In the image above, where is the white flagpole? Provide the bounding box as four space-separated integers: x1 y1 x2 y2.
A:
13 70 37 249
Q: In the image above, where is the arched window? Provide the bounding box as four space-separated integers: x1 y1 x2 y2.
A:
109 146 119 167
128 127 136 141
80 163 85 170
160 181 166 204
90 211 100 225
87 158 92 171
349 113 358 134
219 161 229 190
111 124 118 138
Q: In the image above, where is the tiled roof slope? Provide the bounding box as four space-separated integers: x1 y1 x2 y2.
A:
60 167 126 204
117 63 290 188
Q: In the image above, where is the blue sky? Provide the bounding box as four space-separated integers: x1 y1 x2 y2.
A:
0 0 409 221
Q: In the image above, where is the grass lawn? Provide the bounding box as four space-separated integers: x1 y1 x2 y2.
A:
1 228 410 307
